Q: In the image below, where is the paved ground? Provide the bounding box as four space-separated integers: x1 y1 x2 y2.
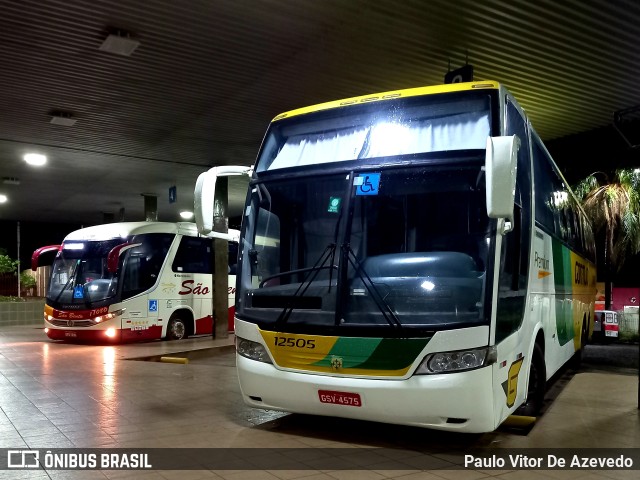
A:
0 326 638 479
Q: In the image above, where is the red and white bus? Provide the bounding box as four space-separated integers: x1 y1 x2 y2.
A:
32 222 238 342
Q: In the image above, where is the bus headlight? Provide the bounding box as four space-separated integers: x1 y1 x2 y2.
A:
415 346 496 374
236 337 272 364
93 309 125 323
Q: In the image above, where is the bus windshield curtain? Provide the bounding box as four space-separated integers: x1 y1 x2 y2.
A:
267 111 489 171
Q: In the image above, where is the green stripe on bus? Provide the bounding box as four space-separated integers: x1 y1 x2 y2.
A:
354 338 431 370
312 337 430 371
552 239 574 346
312 337 382 368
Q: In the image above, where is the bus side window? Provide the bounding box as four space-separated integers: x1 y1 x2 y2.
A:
228 242 238 275
172 237 213 274
121 233 173 300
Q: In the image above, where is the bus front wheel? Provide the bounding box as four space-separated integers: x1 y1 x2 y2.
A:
517 343 546 417
167 316 187 341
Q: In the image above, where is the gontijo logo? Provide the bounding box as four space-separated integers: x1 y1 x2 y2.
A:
574 260 589 286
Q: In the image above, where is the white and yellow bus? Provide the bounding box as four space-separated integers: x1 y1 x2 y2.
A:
195 81 596 432
32 222 238 343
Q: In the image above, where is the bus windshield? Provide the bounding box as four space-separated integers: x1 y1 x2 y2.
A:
47 239 123 306
256 92 491 172
47 233 174 307
237 163 490 333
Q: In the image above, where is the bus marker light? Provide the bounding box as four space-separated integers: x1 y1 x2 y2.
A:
44 328 49 334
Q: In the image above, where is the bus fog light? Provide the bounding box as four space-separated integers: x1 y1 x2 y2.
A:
236 337 272 364
105 328 116 338
415 346 496 374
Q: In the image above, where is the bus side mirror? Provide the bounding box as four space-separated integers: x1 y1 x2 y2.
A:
31 245 61 271
194 165 252 235
485 135 519 234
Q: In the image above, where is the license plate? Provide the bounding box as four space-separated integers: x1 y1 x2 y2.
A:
65 331 77 337
318 390 361 407
605 331 618 337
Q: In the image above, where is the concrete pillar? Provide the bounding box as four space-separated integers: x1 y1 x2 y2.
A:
213 177 229 339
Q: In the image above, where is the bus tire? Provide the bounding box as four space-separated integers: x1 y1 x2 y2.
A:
516 343 546 417
167 316 188 341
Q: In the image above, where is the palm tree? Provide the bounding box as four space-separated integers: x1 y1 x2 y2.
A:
574 169 640 309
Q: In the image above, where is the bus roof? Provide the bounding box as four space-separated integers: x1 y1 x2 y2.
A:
271 81 500 122
63 222 198 241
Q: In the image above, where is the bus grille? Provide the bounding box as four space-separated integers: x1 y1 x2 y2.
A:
50 319 94 327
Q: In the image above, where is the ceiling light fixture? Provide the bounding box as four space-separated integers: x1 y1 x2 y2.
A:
50 111 77 126
99 29 140 56
179 211 194 220
24 153 47 166
0 194 7 203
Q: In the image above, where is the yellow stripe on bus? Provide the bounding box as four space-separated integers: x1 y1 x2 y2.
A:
271 81 500 121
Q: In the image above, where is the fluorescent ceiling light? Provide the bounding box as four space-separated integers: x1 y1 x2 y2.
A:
50 114 77 126
0 194 7 203
180 211 194 220
99 32 140 56
24 153 47 166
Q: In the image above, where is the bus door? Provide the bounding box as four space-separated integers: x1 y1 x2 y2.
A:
490 99 533 422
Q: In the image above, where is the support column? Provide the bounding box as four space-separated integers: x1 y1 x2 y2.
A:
213 177 229 339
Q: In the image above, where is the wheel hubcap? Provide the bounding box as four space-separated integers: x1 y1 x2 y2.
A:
172 321 185 339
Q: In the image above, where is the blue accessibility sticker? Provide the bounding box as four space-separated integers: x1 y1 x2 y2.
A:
73 285 84 299
149 300 158 312
354 173 380 196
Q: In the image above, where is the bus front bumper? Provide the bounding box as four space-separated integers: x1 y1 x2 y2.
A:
237 355 498 433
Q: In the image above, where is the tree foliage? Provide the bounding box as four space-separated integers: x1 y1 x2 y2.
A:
20 270 37 288
0 254 19 275
574 169 640 270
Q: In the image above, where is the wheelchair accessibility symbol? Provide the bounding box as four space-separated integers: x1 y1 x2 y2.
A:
148 300 158 312
354 173 380 196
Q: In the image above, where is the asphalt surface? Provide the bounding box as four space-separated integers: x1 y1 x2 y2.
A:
582 341 640 374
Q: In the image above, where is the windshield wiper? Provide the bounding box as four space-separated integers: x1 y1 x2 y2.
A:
343 244 403 330
53 259 80 304
274 243 338 329
259 263 337 288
